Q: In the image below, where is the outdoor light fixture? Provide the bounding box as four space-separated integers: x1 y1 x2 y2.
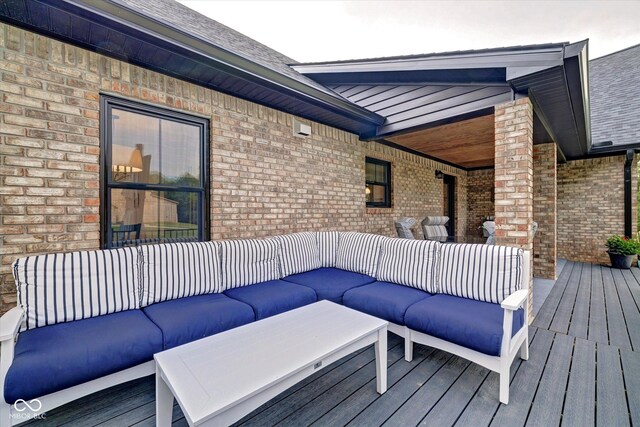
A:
365 186 371 195
435 170 444 179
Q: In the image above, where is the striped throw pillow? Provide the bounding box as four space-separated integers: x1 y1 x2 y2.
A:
219 238 281 289
273 232 321 277
335 232 384 277
316 231 340 267
139 241 222 307
438 244 524 304
12 247 140 330
376 238 440 293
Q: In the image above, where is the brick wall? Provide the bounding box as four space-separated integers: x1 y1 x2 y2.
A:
0 24 467 314
360 142 466 239
557 155 637 264
466 169 494 236
494 98 534 320
533 143 557 279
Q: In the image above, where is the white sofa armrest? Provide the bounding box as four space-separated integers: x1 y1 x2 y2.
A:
0 307 24 342
500 289 528 311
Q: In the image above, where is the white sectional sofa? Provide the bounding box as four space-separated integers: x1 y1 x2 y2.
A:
0 231 529 422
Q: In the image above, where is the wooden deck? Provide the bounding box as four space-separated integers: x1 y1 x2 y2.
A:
21 262 640 426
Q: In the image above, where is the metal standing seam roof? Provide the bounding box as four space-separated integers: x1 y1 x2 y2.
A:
589 44 640 149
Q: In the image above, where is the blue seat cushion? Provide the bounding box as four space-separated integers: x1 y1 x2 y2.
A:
143 293 255 350
282 267 375 303
224 280 317 320
343 281 432 325
4 310 162 404
404 294 525 356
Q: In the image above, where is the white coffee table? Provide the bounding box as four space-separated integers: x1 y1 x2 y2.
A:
154 300 388 426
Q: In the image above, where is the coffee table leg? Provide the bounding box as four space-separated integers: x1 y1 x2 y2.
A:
375 327 388 394
156 365 174 427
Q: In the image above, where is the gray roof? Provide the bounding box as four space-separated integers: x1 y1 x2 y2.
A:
112 0 343 99
590 44 640 148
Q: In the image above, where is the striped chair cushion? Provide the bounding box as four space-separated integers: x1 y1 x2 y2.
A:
376 238 440 293
273 232 321 276
316 231 340 267
12 247 140 330
335 232 384 277
139 241 222 307
421 216 449 240
219 238 281 289
438 244 524 304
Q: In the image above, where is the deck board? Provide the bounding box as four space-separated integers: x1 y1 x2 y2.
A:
596 345 630 426
18 263 640 427
549 263 583 334
561 337 596 427
588 264 609 345
602 266 632 350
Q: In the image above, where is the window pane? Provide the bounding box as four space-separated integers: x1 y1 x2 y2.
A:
365 162 376 182
160 120 201 186
110 109 201 186
110 189 199 247
375 164 387 183
111 109 160 184
371 185 387 204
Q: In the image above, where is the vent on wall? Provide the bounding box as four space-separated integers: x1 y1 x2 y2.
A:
293 119 311 137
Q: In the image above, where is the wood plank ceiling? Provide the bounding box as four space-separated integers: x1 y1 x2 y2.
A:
387 114 495 168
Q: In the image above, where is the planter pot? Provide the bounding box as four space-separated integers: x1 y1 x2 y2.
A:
608 251 634 269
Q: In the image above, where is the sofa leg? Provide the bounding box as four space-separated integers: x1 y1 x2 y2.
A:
520 335 529 361
404 332 413 362
499 366 510 404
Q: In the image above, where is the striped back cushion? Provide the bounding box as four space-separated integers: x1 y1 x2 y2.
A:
316 231 340 267
335 232 384 277
438 244 524 304
12 247 140 330
274 232 321 277
219 238 281 289
376 238 440 293
139 241 221 307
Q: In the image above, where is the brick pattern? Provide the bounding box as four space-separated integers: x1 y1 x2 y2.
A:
360 142 466 239
466 169 494 237
494 98 534 320
558 155 637 264
0 24 468 314
533 143 557 279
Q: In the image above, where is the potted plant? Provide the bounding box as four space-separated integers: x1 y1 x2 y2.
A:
606 235 640 269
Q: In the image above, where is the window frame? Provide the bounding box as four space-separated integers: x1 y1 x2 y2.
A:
99 95 210 249
365 157 392 208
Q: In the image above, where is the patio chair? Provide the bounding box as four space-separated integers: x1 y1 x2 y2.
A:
483 220 496 245
421 216 449 241
394 217 417 239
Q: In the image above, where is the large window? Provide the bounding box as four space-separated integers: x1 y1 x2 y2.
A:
101 96 209 248
365 157 392 207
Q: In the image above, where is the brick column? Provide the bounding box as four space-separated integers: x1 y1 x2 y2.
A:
494 98 534 321
533 143 557 279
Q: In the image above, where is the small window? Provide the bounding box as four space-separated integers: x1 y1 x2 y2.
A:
101 96 209 248
365 157 391 207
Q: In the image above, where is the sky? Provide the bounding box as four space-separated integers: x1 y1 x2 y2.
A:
178 0 640 62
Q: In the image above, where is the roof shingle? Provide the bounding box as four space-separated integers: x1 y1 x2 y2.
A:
590 44 640 148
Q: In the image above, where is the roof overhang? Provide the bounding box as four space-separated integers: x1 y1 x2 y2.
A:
0 0 383 134
295 42 592 162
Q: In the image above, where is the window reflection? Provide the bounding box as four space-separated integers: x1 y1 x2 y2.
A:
104 99 207 249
